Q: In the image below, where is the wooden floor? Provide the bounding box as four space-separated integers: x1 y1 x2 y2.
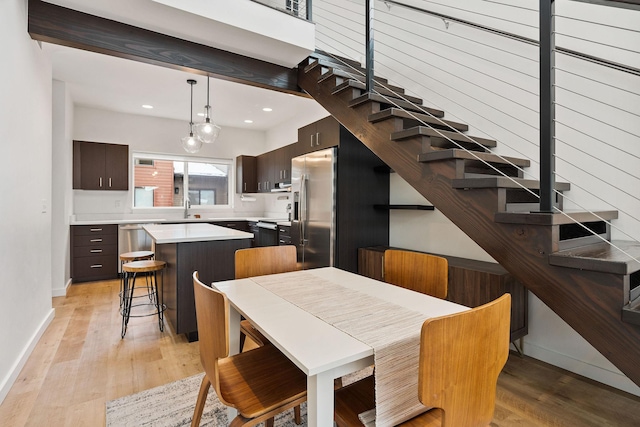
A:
1 279 639 426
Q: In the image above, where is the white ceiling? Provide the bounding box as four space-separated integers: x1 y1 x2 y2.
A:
43 0 323 132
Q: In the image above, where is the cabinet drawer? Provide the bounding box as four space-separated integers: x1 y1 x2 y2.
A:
72 224 117 236
73 244 117 258
279 236 292 246
278 225 291 237
72 255 118 280
73 233 118 247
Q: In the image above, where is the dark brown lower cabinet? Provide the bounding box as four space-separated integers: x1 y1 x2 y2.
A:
71 224 118 282
358 246 528 343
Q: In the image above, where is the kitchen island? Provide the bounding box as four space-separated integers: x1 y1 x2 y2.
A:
143 223 253 341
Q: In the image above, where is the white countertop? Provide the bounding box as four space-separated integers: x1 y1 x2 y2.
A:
143 223 253 244
70 216 286 226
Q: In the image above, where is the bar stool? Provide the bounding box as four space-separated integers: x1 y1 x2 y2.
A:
121 260 166 338
119 251 154 308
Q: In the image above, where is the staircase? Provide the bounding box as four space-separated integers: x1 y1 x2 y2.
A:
298 51 640 387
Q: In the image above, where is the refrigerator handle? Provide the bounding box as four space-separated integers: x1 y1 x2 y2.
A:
300 173 307 243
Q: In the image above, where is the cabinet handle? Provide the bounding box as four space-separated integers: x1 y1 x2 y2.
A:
90 228 103 232
109 177 112 188
310 134 314 147
284 170 287 179
244 182 247 192
99 177 103 188
90 249 103 253
90 264 103 269
258 182 261 191
316 132 320 146
90 238 103 242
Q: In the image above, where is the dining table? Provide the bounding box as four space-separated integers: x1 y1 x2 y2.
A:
212 267 468 427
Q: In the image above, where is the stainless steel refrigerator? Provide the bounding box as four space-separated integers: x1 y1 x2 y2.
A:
290 147 337 270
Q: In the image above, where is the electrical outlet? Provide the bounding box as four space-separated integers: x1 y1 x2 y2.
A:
41 198 47 213
115 200 121 208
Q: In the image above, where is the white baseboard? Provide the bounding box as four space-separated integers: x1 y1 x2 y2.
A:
51 278 71 297
0 308 55 405
524 342 640 397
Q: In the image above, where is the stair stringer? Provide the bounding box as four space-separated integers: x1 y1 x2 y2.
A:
298 64 640 387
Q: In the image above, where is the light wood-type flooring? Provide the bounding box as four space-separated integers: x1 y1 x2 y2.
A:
1 279 639 426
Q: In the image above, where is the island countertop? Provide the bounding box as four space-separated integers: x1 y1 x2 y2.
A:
143 223 253 244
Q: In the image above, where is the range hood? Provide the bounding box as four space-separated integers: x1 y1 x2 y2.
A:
271 183 291 192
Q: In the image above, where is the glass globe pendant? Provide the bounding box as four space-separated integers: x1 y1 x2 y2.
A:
194 76 221 144
182 79 203 153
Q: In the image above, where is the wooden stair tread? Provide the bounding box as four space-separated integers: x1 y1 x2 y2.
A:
350 93 445 117
305 58 389 84
333 79 422 104
369 108 468 132
494 210 618 225
419 148 530 167
452 176 571 191
310 50 363 69
393 127 496 148
318 68 403 93
549 240 640 274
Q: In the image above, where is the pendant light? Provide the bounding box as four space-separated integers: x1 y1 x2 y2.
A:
181 79 202 153
194 76 221 144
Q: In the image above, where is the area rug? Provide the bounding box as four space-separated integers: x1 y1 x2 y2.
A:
106 368 372 426
105 373 306 427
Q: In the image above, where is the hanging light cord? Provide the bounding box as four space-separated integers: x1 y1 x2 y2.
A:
189 80 194 133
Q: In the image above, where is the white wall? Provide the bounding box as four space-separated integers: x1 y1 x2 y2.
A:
313 0 640 395
51 81 74 296
0 0 55 404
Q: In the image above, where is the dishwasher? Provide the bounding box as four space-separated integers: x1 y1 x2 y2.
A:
118 224 155 273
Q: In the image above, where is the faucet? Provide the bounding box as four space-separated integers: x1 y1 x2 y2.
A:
184 199 190 218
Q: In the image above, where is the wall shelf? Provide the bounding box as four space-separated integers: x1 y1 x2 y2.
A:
374 204 435 211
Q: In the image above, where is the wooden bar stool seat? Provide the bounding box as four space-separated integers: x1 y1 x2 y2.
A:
119 251 155 307
121 259 166 338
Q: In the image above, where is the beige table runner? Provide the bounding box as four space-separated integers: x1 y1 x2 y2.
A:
251 271 429 426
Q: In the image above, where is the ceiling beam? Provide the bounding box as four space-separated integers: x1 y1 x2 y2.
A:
27 0 306 95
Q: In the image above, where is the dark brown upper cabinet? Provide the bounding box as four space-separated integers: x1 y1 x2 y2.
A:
236 155 257 194
297 116 340 155
73 141 129 190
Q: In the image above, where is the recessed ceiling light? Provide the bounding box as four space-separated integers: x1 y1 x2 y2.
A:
142 104 153 109
262 107 273 112
244 119 253 124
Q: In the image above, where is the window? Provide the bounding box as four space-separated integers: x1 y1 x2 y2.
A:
132 153 232 209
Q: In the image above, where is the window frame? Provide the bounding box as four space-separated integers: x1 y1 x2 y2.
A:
131 151 234 211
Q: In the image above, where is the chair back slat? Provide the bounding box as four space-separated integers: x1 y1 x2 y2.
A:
418 294 511 427
384 249 448 299
192 272 229 383
235 245 298 279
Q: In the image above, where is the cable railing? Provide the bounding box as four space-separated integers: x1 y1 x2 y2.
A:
310 0 640 266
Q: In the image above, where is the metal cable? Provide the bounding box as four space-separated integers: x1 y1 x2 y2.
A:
555 120 640 162
416 0 539 30
480 0 538 13
556 86 640 120
555 31 640 56
374 21 539 92
555 102 640 140
555 14 640 35
374 40 541 130
375 6 539 64
556 67 640 98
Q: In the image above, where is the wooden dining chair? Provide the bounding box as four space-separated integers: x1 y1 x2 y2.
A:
384 249 449 299
235 245 298 348
191 271 307 427
334 293 512 427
